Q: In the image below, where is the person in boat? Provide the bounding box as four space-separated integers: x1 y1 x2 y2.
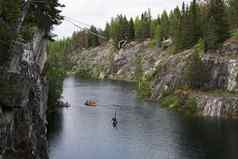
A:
112 111 118 127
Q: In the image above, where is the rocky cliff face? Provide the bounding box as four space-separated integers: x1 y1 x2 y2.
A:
71 40 161 81
151 38 238 118
0 30 48 159
196 94 238 118
70 38 238 118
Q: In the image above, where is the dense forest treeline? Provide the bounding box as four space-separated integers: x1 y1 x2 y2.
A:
67 0 238 52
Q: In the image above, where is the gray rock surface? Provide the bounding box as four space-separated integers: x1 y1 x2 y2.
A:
0 30 48 159
71 39 238 118
196 94 238 118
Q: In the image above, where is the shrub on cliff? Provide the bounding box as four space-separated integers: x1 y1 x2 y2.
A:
160 95 181 109
75 67 94 79
47 40 70 111
136 76 152 98
0 0 21 63
160 92 197 114
134 54 152 98
232 31 238 40
47 64 65 110
185 48 209 89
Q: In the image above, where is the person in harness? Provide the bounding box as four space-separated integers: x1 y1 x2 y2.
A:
112 111 118 127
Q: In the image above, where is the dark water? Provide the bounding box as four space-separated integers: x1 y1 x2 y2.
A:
48 76 238 159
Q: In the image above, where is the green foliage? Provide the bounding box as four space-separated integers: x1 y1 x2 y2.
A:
160 93 197 114
134 10 152 41
231 31 238 39
136 75 152 98
106 15 131 48
68 25 101 49
184 97 197 114
28 0 64 32
160 11 170 40
206 17 219 49
134 54 143 81
75 66 95 79
47 63 65 110
128 18 135 41
228 0 238 29
205 0 229 50
0 0 64 65
47 39 71 110
104 23 111 40
0 0 21 26
160 95 181 109
69 0 232 53
172 0 203 52
148 39 157 48
195 38 205 53
153 25 161 43
88 26 100 47
0 0 21 63
185 48 209 89
134 53 152 98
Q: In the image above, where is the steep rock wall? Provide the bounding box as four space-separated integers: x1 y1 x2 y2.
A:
196 95 238 118
0 30 48 159
70 39 238 118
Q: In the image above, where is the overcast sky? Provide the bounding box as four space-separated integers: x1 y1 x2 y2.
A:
54 0 192 39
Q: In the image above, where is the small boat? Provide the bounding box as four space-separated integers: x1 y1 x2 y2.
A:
85 100 96 107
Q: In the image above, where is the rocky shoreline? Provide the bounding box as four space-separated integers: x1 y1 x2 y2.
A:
69 38 238 118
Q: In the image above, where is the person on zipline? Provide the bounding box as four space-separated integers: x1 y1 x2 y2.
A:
112 111 118 127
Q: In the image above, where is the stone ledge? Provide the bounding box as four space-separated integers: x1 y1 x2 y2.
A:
194 93 238 118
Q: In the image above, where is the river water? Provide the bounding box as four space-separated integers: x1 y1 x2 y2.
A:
48 76 238 159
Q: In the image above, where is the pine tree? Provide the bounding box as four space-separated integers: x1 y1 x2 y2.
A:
134 10 152 40
186 48 209 89
88 25 99 47
160 10 170 40
28 0 64 32
154 25 161 42
170 7 180 41
181 4 193 49
228 0 238 29
189 0 202 46
134 16 144 41
142 9 152 39
104 22 111 40
206 17 219 50
172 7 184 52
205 0 229 50
128 18 135 41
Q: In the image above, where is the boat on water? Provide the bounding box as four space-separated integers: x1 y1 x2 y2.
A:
85 100 97 107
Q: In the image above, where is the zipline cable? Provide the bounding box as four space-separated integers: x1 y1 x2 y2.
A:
64 18 106 40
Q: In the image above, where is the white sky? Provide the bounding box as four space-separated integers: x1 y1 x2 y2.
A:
54 0 192 39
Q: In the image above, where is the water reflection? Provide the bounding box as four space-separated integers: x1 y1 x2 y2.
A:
48 110 64 152
48 76 238 159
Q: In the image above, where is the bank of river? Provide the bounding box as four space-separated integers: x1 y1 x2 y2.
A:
48 76 238 159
